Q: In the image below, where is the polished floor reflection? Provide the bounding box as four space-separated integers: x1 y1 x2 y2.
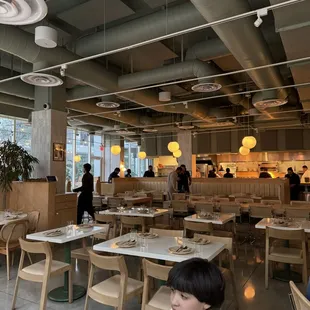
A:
0 236 302 310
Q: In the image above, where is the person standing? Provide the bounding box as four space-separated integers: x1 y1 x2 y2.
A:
285 167 300 200
167 167 182 200
223 168 234 178
108 167 120 183
143 165 155 177
259 168 272 178
73 163 94 224
178 164 192 193
125 168 132 178
301 165 310 183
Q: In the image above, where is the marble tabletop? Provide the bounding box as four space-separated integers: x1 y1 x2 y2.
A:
26 225 107 244
184 213 236 225
99 208 168 218
255 218 310 232
93 234 225 263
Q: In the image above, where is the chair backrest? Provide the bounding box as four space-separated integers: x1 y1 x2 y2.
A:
266 226 306 241
194 202 214 213
183 220 213 236
235 198 254 203
291 201 310 207
219 203 241 215
249 205 273 219
107 197 124 207
92 224 110 240
149 228 183 237
19 238 52 255
172 193 186 201
0 220 28 243
27 211 40 233
285 208 310 220
289 281 310 310
95 213 116 224
120 216 144 226
189 195 205 202
171 200 189 212
261 199 282 205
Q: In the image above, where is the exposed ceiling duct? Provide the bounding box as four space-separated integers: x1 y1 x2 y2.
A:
0 92 34 109
269 0 310 111
190 0 289 106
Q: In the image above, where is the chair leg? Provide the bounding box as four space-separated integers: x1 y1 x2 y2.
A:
27 252 33 265
11 251 15 267
7 252 10 281
39 278 49 310
68 270 73 303
302 262 308 285
84 293 89 310
265 259 269 289
11 275 21 309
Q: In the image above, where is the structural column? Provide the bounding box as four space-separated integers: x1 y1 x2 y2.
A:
177 131 193 173
31 85 67 193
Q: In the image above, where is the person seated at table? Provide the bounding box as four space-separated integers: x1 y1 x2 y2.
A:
223 168 234 178
143 165 155 177
208 168 217 178
259 167 272 178
108 167 120 183
285 167 300 200
167 258 225 310
125 168 132 178
73 163 95 224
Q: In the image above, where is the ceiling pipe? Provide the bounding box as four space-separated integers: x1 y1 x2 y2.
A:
0 93 34 109
67 110 116 128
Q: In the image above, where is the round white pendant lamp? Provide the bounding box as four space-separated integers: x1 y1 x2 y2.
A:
239 146 250 156
168 141 179 153
242 136 257 149
111 145 121 155
138 151 147 160
173 149 182 158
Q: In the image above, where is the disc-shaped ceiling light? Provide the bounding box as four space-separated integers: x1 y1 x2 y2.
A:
74 155 81 163
242 136 257 149
138 151 147 160
0 0 47 25
173 149 182 158
111 145 121 155
168 141 179 153
239 146 250 156
21 73 63 87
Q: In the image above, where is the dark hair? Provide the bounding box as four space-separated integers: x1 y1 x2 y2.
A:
148 165 153 169
288 167 293 172
83 163 91 172
127 169 131 174
180 164 186 168
176 167 182 172
167 258 225 307
114 167 120 172
303 165 308 169
226 168 230 173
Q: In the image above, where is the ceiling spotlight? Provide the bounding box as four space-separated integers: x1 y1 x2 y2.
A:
254 8 268 28
183 102 188 109
60 64 67 77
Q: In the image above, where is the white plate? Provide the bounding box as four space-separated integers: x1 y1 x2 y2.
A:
168 246 195 255
137 233 158 239
44 230 64 237
188 238 210 245
115 240 137 248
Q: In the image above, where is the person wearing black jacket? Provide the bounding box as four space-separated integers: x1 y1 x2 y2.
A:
223 168 234 178
73 163 94 224
285 167 300 200
143 165 155 177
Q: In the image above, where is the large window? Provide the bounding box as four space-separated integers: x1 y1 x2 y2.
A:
124 140 153 177
66 128 102 188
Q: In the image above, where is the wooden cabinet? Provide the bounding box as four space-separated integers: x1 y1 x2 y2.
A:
54 208 76 227
54 193 77 227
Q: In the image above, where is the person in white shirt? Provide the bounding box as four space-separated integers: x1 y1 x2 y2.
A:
167 167 182 200
301 165 310 183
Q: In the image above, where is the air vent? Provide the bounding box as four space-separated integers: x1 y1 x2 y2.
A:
115 130 136 135
192 82 222 93
197 121 235 129
96 101 120 108
252 90 288 110
178 124 195 130
143 128 158 133
21 73 63 87
0 0 47 25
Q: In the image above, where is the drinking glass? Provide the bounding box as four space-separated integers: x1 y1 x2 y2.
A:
195 243 202 257
130 229 137 241
66 221 73 235
140 237 148 250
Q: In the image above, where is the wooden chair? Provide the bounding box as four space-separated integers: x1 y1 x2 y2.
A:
152 208 173 230
214 197 230 203
27 211 40 234
172 193 186 201
249 205 273 222
289 280 310 310
0 219 28 280
261 199 282 205
107 197 124 208
219 203 241 220
12 238 72 310
183 220 213 237
265 227 308 289
285 207 310 219
149 228 183 237
194 202 214 213
171 200 189 228
84 250 143 310
141 259 172 310
95 213 117 238
189 195 206 202
120 216 146 235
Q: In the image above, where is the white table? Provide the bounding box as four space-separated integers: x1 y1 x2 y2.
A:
184 213 235 225
99 208 168 218
27 225 106 302
255 218 310 232
0 213 28 226
102 196 152 207
93 234 225 263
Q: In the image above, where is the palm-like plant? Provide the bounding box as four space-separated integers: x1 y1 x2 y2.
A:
0 140 39 209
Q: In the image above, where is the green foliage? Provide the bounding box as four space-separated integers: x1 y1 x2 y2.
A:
0 140 39 193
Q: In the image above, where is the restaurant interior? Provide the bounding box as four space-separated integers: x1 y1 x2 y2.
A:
1 0 310 309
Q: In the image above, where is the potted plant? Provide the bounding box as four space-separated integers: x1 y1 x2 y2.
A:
0 140 39 210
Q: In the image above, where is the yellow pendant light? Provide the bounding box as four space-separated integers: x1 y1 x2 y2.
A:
74 155 81 162
168 141 179 153
242 136 257 149
239 146 250 156
138 151 147 159
111 145 121 155
173 149 182 158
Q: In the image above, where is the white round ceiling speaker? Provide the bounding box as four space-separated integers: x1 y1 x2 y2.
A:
0 0 47 25
159 91 171 102
21 73 63 87
35 26 58 48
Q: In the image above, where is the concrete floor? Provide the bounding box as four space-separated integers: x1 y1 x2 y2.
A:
0 235 302 310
